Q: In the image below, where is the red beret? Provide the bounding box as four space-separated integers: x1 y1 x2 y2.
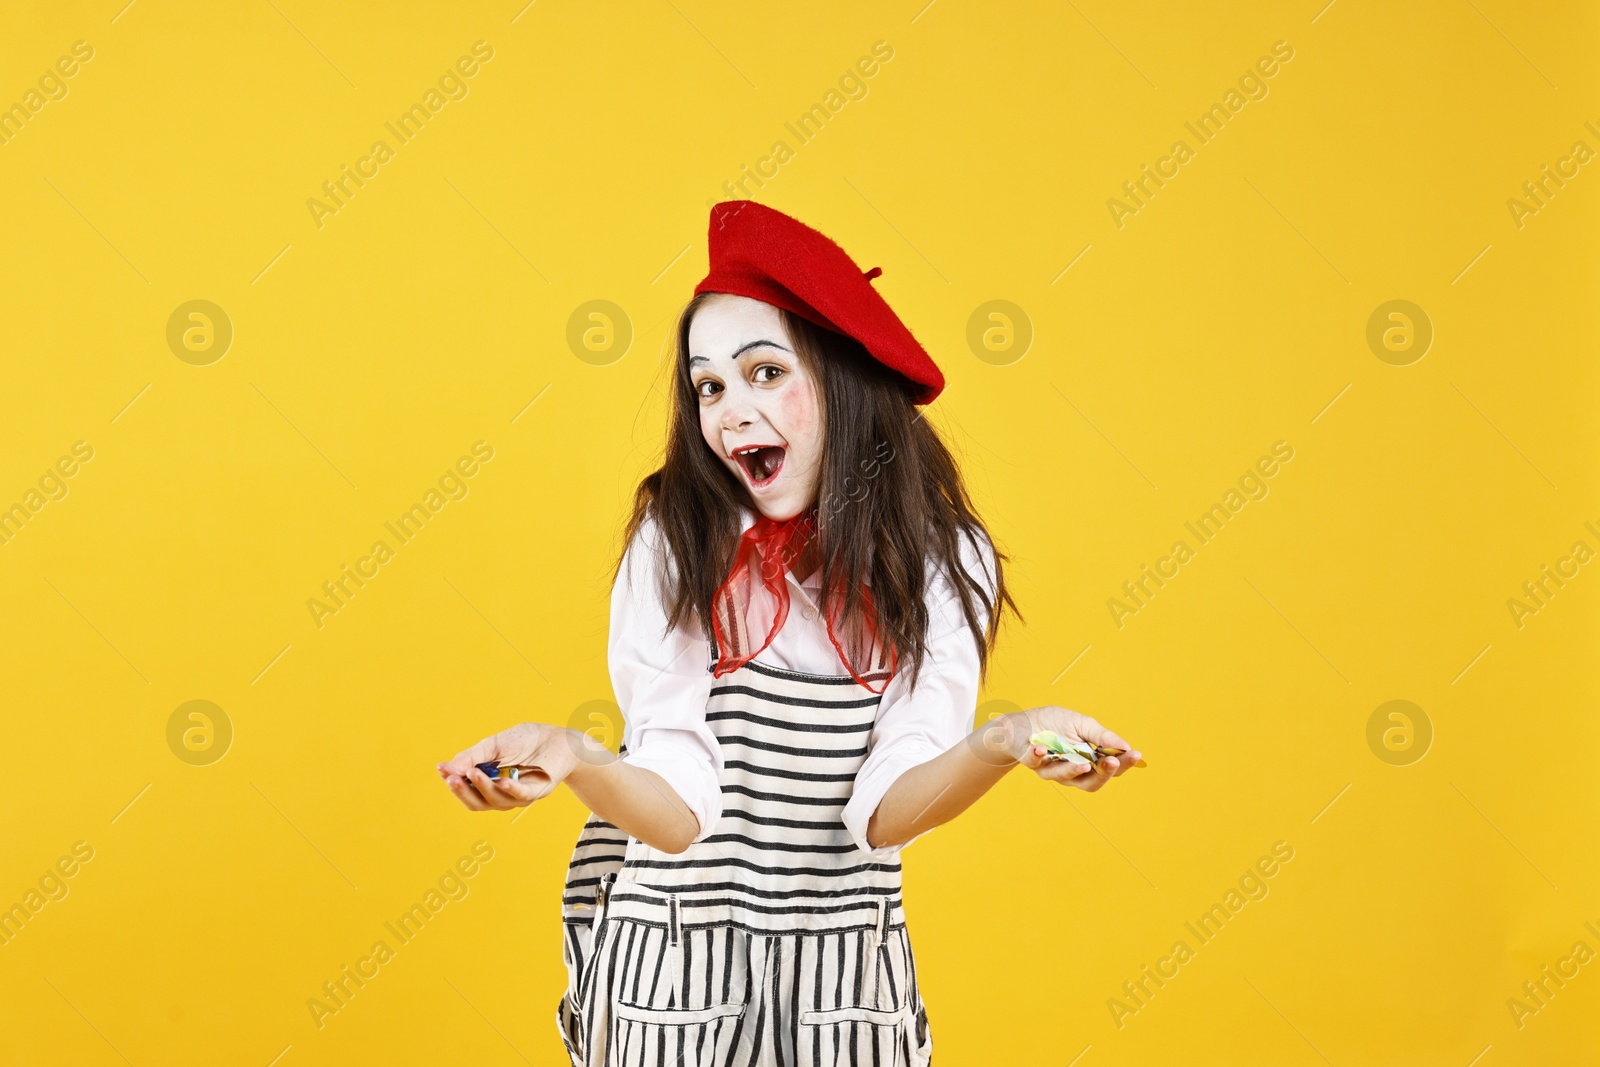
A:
694 200 945 405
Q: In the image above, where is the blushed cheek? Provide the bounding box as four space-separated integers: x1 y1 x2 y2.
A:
780 381 821 447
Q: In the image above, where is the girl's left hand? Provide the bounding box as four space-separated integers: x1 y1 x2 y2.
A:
1003 706 1142 793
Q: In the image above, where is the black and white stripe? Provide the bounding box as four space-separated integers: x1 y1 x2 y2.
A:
556 655 932 1066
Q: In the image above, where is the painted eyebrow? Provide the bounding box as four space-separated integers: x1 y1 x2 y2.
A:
688 339 792 367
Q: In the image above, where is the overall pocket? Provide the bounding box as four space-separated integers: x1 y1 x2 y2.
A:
798 922 921 1067
608 901 755 1066
556 874 618 1065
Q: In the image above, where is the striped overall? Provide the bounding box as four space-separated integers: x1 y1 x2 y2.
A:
555 653 933 1066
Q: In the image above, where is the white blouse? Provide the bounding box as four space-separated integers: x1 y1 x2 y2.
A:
609 505 996 861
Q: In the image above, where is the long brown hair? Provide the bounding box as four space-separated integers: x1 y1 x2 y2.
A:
617 291 1021 692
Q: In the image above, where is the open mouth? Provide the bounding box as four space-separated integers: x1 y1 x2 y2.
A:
732 444 786 488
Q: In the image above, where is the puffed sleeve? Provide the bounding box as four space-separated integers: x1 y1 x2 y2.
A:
840 527 999 860
610 515 724 843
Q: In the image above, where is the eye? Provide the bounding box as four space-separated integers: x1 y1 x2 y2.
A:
752 364 784 384
695 378 723 400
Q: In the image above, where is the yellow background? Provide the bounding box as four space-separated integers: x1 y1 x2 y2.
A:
1 1 1595 1063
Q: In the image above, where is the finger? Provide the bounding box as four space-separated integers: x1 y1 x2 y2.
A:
1112 753 1142 777
1072 716 1119 748
469 768 522 810
1078 721 1141 766
1037 759 1096 785
489 775 542 807
488 769 557 807
1031 750 1071 775
1084 754 1137 784
445 774 490 811
1069 767 1110 793
1106 747 1144 774
473 768 552 810
496 772 560 807
442 740 499 779
1101 738 1138 763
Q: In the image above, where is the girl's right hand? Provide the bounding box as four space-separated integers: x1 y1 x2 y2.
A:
436 722 589 811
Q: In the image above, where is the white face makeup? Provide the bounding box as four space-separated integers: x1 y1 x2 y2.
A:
687 294 825 521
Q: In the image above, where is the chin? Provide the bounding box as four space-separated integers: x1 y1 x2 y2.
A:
750 490 817 522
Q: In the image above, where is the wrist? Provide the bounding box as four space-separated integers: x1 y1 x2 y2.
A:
968 712 1027 769
1001 711 1036 764
562 727 620 786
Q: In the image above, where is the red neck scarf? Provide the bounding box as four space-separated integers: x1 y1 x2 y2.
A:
711 507 896 692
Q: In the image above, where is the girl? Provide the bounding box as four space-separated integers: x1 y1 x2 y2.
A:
438 200 1143 1066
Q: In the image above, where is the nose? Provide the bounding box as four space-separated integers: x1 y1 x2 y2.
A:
721 395 757 434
